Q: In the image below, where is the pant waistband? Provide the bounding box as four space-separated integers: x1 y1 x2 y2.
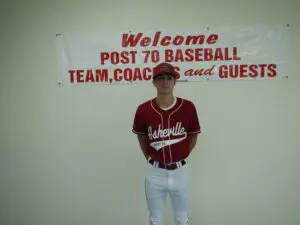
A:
148 159 186 170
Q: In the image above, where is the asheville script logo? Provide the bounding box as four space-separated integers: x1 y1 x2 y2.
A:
148 122 187 151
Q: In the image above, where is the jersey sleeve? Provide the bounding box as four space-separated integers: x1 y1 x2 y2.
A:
132 106 147 135
187 102 201 135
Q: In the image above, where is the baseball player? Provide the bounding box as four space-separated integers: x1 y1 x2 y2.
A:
132 62 201 225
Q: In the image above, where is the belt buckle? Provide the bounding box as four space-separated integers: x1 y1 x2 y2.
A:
164 161 179 170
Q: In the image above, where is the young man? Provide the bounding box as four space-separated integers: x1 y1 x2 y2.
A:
132 62 201 225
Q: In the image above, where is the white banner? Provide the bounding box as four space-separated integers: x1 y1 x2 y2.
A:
55 25 290 85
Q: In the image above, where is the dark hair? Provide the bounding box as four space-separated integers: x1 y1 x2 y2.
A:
153 73 176 80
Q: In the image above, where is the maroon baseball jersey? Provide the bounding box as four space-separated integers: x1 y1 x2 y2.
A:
132 97 201 163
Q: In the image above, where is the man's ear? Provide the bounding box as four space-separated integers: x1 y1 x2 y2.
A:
152 79 156 87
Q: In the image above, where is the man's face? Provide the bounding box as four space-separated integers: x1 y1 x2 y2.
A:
153 74 176 95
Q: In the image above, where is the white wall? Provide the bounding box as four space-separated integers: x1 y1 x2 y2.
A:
0 0 299 225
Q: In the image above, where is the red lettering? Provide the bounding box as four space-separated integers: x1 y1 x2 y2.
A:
143 68 152 80
114 68 152 82
130 51 137 64
123 68 132 81
165 49 174 62
194 69 205 76
204 48 213 61
151 50 160 63
214 48 224 61
249 64 258 78
111 52 119 65
140 37 151 47
95 69 108 82
174 49 184 62
205 65 215 75
185 35 205 45
120 51 130 64
267 64 277 77
239 65 248 78
86 70 95 82
185 49 194 62
259 64 267 77
100 52 109 65
142 50 150 63
230 65 239 78
195 48 203 61
185 69 193 76
224 48 232 61
114 69 123 82
161 36 171 46
184 66 215 76
121 32 143 47
219 65 228 78
120 51 137 64
68 70 108 83
101 51 137 65
69 70 76 83
173 36 184 45
207 34 218 44
233 47 241 60
163 47 241 62
133 68 143 81
77 70 84 83
219 64 277 79
153 32 161 46
121 32 219 47
174 66 180 75
224 48 233 61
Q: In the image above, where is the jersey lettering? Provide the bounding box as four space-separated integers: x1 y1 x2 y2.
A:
148 122 186 140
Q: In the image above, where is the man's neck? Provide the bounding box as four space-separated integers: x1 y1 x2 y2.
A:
156 94 175 108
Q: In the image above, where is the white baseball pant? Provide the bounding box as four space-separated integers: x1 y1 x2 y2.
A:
144 162 189 225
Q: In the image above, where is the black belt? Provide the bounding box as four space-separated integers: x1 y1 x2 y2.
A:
148 159 186 170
